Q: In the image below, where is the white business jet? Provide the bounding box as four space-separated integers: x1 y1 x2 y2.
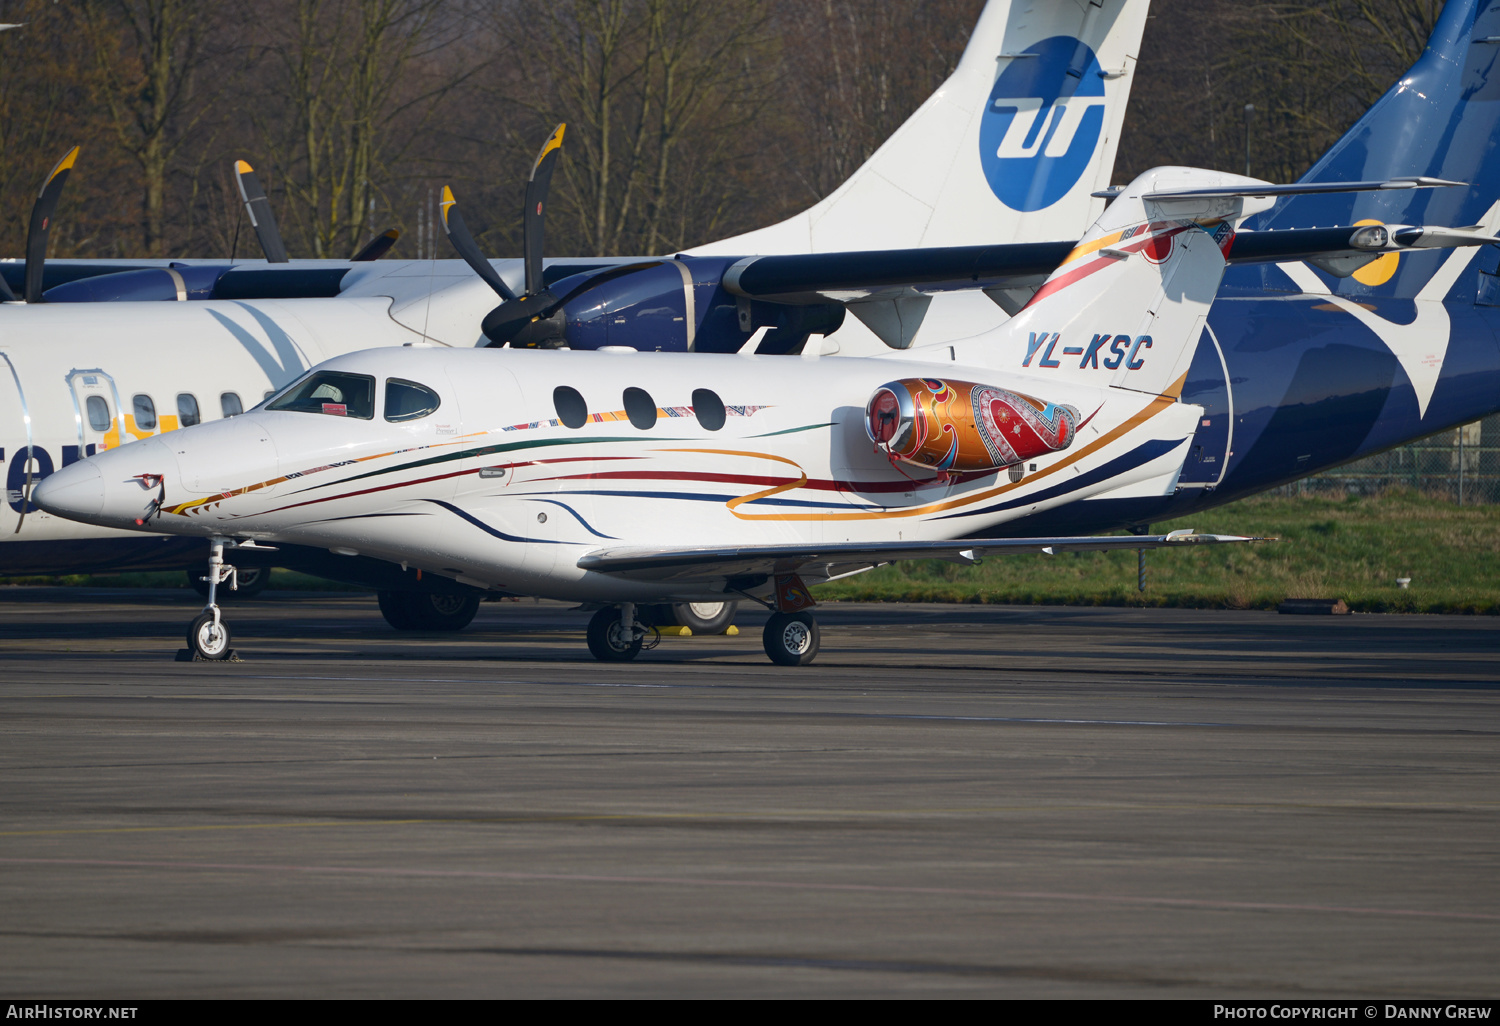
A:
41 165 1437 664
1 0 1153 632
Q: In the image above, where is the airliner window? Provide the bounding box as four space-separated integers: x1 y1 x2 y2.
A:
266 371 375 419
623 387 656 430
132 394 157 430
385 378 441 422
692 388 725 431
220 392 243 418
554 386 588 429
177 393 200 427
85 396 111 432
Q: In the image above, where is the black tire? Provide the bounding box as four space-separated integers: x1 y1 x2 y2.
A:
186 610 232 660
377 590 422 630
187 565 268 600
762 611 819 666
587 607 642 662
669 600 737 634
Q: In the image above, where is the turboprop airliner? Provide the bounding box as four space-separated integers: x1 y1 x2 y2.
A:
33 167 1486 663
0 0 1153 629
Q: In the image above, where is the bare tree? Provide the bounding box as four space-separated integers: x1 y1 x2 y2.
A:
80 0 225 256
252 0 476 258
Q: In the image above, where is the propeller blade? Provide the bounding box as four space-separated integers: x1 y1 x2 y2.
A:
439 185 516 301
523 123 565 297
234 160 290 263
24 145 78 303
351 227 400 262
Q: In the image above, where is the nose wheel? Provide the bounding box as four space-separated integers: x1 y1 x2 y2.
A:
187 610 232 660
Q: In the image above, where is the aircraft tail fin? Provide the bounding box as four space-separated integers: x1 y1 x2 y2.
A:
1252 0 1500 300
1000 167 1268 398
690 0 1150 257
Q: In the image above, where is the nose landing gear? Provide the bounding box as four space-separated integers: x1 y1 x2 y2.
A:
178 537 274 661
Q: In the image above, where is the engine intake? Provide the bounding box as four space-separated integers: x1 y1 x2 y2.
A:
865 378 1079 473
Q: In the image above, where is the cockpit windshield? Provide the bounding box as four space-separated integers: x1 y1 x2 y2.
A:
265 371 376 419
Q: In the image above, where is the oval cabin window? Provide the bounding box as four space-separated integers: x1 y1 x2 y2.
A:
692 388 726 431
553 386 588 429
132 394 157 431
85 395 111 432
220 392 243 418
623 387 656 430
177 393 200 427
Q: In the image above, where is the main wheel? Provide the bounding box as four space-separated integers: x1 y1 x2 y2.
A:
670 601 737 634
377 590 422 630
409 592 480 631
762 611 819 666
587 607 643 662
186 610 232 660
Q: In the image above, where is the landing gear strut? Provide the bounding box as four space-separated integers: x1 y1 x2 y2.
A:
186 536 235 660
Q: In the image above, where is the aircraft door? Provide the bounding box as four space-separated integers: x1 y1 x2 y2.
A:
1176 325 1234 489
64 369 125 463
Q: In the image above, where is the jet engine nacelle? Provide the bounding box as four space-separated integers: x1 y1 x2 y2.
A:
865 377 1080 474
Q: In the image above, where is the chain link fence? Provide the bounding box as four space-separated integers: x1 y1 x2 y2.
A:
1287 414 1500 504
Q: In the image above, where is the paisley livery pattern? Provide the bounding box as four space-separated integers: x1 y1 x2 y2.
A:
866 378 1080 474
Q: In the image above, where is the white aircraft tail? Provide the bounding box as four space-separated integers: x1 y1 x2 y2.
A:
999 167 1273 398
691 0 1150 256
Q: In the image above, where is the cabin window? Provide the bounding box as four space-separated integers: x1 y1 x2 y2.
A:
220 392 243 418
85 396 111 432
132 394 157 430
553 386 588 429
177 393 200 427
692 388 725 431
623 387 656 430
385 378 441 422
265 371 376 420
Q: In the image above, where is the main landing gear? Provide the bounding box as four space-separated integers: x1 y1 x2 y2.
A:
584 577 819 666
586 603 655 661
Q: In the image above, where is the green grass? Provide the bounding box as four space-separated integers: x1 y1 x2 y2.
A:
4 491 1497 613
817 489 1500 614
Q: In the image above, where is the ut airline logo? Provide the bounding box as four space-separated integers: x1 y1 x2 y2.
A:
1275 200 1500 419
979 36 1107 212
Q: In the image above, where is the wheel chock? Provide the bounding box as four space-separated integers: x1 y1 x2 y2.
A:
175 648 243 662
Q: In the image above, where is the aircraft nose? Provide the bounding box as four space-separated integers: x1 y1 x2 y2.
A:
33 438 182 531
32 460 104 520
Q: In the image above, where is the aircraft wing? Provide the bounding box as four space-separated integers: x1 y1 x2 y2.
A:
719 224 1498 305
577 530 1264 586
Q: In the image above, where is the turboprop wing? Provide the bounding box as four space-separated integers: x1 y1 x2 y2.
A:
576 530 1261 586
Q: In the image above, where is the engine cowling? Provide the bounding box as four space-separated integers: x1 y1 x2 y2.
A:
865 377 1079 474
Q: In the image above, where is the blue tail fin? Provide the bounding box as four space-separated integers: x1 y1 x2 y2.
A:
1248 0 1500 299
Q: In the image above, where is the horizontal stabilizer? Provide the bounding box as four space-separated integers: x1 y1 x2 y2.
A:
1142 177 1463 202
577 531 1265 585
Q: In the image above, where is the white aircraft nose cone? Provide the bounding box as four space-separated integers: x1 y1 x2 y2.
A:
32 460 104 520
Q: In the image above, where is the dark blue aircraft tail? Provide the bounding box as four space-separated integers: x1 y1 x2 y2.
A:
1251 0 1500 301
